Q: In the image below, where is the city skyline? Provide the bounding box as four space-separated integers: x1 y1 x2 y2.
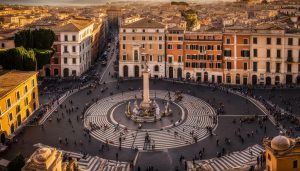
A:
0 0 236 6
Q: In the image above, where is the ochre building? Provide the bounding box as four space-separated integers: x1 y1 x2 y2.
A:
0 71 39 142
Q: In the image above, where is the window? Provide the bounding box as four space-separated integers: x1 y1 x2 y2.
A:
178 56 182 62
224 50 231 57
142 36 145 41
168 57 172 63
287 64 292 72
24 97 29 106
159 36 162 41
64 46 68 53
199 46 206 53
149 36 153 41
253 37 257 44
159 44 162 50
267 37 271 45
16 105 21 113
16 92 20 100
9 113 13 121
132 36 135 40
217 55 222 60
267 49 271 58
293 160 298 169
244 63 248 70
158 56 162 62
241 50 250 57
226 38 230 44
24 85 28 93
276 63 280 73
134 50 138 61
168 36 172 41
298 38 300 46
253 49 258 57
277 38 281 45
226 75 231 83
1 43 5 48
32 92 36 99
64 58 67 64
186 45 190 50
149 55 153 61
243 38 248 44
277 49 281 58
177 44 182 50
253 62 257 72
141 44 145 48
64 35 68 41
207 45 214 50
142 29 145 33
122 55 126 61
227 62 232 70
123 36 126 40
266 62 270 72
72 35 76 41
154 65 159 71
72 46 76 53
178 37 183 41
123 29 126 33
72 58 76 64
288 50 293 62
167 44 172 49
288 38 293 46
122 44 125 49
54 58 59 64
32 79 35 87
149 44 152 49
6 98 11 109
217 45 221 50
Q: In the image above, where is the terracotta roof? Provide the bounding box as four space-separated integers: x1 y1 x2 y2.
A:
55 20 93 32
0 71 37 99
122 18 165 29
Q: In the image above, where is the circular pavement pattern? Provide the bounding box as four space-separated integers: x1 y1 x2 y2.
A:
84 90 217 150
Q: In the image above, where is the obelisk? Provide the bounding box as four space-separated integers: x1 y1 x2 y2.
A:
141 61 151 109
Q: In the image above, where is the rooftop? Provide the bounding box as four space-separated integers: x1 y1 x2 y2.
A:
0 71 37 99
122 18 165 29
55 19 93 32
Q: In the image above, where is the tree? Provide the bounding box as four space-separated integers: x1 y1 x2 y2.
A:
34 49 54 70
0 47 37 71
7 153 25 171
14 29 55 49
32 29 55 49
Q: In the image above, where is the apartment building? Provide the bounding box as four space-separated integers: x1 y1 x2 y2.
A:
251 24 300 85
47 19 94 77
119 18 166 78
183 29 223 83
224 27 251 85
118 18 300 85
166 27 185 79
0 71 39 142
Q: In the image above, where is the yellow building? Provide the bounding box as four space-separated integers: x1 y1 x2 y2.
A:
0 71 39 142
264 135 300 171
22 147 77 171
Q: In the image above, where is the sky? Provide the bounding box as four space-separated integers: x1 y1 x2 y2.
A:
0 0 236 6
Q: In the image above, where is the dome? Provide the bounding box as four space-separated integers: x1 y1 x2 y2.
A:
271 135 290 151
32 148 52 164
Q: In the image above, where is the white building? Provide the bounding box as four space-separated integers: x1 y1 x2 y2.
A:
53 20 94 77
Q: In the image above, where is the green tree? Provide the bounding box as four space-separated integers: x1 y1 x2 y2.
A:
32 29 55 49
14 29 55 49
7 153 25 171
34 49 54 70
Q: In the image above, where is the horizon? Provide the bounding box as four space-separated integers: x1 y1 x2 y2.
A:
0 0 236 6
